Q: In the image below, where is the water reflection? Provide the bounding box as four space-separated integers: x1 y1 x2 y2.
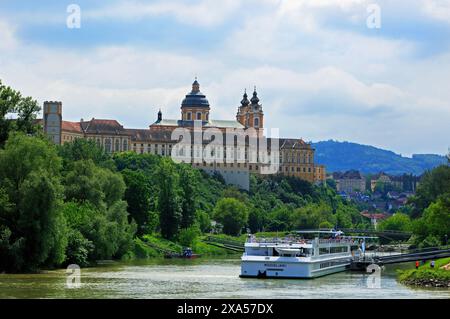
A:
0 257 448 299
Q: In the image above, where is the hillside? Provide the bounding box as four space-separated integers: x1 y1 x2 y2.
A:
313 140 447 175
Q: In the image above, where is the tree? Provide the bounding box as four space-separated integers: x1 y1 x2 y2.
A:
0 133 66 272
411 165 450 216
412 195 450 245
97 168 126 208
63 160 105 209
213 198 248 236
378 213 412 232
267 206 294 231
0 80 41 146
248 208 264 233
0 80 21 146
156 158 181 240
179 166 197 229
196 210 211 233
178 225 201 249
59 138 112 168
121 169 154 236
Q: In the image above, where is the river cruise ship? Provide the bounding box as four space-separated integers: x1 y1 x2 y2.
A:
240 230 363 279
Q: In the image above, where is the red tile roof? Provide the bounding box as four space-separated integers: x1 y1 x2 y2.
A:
62 121 82 133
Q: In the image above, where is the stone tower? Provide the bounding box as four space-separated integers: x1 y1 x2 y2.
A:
43 101 62 145
237 87 264 130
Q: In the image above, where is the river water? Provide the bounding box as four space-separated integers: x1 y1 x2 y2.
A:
0 257 449 299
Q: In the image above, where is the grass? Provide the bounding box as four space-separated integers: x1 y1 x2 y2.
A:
132 231 292 260
398 257 450 287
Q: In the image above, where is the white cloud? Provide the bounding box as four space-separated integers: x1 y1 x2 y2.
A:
1 1 449 155
85 0 242 27
422 0 450 24
0 20 18 51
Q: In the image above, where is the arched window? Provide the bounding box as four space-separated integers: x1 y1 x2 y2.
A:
254 117 259 128
197 112 202 120
105 138 112 153
187 112 192 120
115 139 120 152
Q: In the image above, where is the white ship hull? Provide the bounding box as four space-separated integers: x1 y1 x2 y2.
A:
240 255 352 279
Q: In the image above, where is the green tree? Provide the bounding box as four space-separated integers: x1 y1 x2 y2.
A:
0 80 21 146
179 166 197 229
121 169 154 235
0 133 67 272
196 210 211 233
63 160 105 209
412 195 450 245
247 208 264 233
267 206 294 231
378 213 412 232
156 158 181 240
213 198 248 236
59 138 112 168
178 225 201 248
0 80 41 146
411 165 450 217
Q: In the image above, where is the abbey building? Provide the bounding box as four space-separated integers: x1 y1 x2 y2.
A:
43 79 325 190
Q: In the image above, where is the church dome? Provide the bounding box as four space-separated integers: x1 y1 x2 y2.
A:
181 79 210 108
251 87 260 105
241 89 250 107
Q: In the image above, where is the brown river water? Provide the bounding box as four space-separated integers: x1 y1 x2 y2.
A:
0 257 449 299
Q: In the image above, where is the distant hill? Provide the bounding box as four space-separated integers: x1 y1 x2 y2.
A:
312 140 447 175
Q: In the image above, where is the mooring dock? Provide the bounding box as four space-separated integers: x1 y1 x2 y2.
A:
350 246 450 271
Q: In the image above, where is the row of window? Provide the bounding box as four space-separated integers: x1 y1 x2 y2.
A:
319 246 349 255
185 112 209 121
93 137 129 153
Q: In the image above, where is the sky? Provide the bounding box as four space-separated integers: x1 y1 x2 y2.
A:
0 0 449 156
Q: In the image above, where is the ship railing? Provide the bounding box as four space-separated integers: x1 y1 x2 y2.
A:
246 237 314 245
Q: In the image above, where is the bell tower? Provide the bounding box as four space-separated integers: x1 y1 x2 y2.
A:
237 87 264 129
43 101 62 145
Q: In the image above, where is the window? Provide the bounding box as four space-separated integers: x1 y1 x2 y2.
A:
187 112 192 120
123 140 128 151
254 117 259 127
105 138 112 153
115 139 120 152
197 112 202 120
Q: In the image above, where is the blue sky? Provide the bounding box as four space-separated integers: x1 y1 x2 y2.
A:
1 0 450 156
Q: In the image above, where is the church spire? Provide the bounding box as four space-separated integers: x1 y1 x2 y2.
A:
251 86 260 105
241 89 250 107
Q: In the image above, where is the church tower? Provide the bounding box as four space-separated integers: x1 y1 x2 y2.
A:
43 101 62 145
181 78 210 122
236 87 264 129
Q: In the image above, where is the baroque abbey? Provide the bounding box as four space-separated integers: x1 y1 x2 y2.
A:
43 79 325 190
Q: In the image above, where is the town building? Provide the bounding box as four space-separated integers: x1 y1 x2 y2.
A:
332 170 366 193
43 79 326 190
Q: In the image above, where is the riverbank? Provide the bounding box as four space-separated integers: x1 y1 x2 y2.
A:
398 258 450 288
132 232 289 259
133 234 244 258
